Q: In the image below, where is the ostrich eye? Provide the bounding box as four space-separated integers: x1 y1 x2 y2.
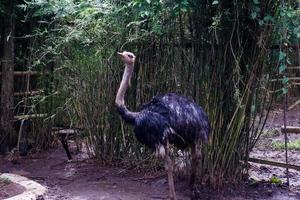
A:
128 55 133 59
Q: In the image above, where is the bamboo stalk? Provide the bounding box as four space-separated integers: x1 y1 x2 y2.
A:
248 157 300 171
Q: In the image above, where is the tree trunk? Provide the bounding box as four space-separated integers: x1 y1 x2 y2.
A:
0 0 15 154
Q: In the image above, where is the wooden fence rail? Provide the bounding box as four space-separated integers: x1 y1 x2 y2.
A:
0 71 39 76
248 157 300 171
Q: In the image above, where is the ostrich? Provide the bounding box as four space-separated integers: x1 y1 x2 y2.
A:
115 51 211 200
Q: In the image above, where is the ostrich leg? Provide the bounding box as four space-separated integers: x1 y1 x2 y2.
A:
190 143 200 187
165 140 177 200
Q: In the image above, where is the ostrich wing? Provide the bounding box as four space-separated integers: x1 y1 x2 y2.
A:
140 93 211 149
134 110 171 150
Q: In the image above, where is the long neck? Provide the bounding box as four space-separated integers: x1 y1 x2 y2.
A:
116 64 134 106
115 63 138 123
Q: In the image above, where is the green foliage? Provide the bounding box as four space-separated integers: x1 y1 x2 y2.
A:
272 139 300 150
270 176 282 185
272 3 299 94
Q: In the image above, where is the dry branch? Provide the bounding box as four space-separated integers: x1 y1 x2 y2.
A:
288 99 300 110
287 66 300 70
270 77 300 82
14 90 41 97
14 114 47 120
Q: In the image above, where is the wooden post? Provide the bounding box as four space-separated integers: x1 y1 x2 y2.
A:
0 0 16 154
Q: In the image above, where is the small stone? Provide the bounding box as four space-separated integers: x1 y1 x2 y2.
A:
37 195 45 200
259 166 269 171
267 189 273 196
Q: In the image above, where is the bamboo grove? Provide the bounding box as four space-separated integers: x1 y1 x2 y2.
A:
1 0 299 187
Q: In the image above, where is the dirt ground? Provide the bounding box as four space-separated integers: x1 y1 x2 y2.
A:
0 146 191 200
0 145 299 200
249 106 300 194
0 107 299 200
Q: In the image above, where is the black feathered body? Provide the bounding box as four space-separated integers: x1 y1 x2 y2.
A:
118 93 211 150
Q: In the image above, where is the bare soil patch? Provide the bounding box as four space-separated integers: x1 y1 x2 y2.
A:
0 146 190 200
0 177 25 199
250 106 300 194
0 107 299 199
0 144 299 200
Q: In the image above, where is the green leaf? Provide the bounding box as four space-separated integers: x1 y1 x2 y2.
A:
146 0 151 4
263 15 275 22
254 7 260 12
140 11 150 18
278 51 286 61
253 0 260 4
251 12 257 19
279 63 286 73
282 76 289 84
212 1 219 5
251 105 256 112
281 88 288 95
270 176 282 184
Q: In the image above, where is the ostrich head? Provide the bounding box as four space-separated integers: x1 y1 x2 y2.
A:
115 51 136 107
117 51 136 66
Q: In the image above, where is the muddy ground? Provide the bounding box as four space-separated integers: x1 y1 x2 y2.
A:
249 107 300 194
0 146 192 200
0 145 299 200
0 107 299 200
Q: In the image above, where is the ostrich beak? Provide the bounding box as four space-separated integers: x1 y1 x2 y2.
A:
117 52 124 57
117 52 125 62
